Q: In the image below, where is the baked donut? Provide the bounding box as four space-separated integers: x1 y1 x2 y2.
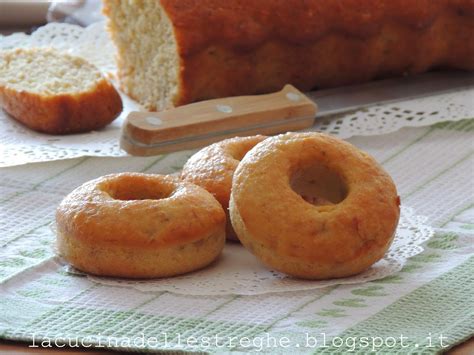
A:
181 135 267 241
56 173 226 278
230 132 400 279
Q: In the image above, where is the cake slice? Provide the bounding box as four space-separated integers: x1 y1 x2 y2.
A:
103 0 474 112
0 48 122 134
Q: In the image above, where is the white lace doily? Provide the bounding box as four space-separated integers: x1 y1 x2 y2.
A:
1 22 473 167
66 207 433 296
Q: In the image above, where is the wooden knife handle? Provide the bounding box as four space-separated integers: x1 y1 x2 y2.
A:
121 84 317 156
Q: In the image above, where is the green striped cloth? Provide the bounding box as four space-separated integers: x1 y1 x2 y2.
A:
0 119 473 354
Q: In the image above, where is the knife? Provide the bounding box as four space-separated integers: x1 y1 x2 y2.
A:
121 71 474 156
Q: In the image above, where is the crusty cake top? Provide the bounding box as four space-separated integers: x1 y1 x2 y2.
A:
160 0 474 55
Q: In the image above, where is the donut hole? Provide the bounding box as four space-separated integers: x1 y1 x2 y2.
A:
227 137 266 161
229 146 251 162
104 176 174 201
291 164 347 205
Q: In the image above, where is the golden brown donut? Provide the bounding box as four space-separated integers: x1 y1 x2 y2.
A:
181 135 267 241
230 132 400 279
56 173 226 278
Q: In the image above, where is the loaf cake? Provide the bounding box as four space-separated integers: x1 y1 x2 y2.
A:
103 0 474 111
0 48 122 134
